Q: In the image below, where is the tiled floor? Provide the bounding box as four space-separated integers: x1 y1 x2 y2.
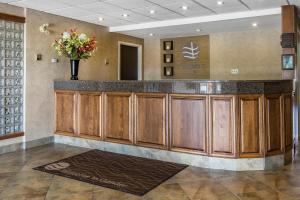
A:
0 143 299 200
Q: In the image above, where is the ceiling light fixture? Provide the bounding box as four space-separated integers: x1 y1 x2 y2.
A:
149 33 154 36
122 13 129 18
217 1 224 5
196 28 201 32
98 17 104 21
181 5 188 10
150 10 155 14
252 22 258 27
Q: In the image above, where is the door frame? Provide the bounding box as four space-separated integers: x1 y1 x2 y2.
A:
118 41 142 80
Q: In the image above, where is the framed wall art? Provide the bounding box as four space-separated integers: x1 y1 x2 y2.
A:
163 41 173 50
164 54 173 63
282 54 295 70
164 66 173 76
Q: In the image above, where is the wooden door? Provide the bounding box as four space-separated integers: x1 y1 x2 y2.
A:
103 92 133 144
55 91 76 135
120 44 138 80
238 95 264 157
265 94 283 155
282 93 293 151
78 92 101 139
209 95 236 157
134 93 167 149
169 94 208 154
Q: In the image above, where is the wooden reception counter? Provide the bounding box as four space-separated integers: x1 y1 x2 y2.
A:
54 80 294 170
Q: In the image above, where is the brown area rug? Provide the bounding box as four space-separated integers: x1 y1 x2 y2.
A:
33 150 187 196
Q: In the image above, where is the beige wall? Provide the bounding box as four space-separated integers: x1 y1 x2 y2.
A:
0 3 24 17
144 38 161 80
210 28 282 80
25 9 142 141
0 3 143 142
143 27 282 80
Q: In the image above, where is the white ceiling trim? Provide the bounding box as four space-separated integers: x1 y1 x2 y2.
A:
109 7 281 32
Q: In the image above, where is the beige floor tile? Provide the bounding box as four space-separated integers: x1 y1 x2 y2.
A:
45 176 94 200
0 143 299 200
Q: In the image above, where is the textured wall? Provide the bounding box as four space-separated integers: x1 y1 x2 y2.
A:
25 9 143 141
0 3 24 17
142 28 282 80
0 3 143 142
210 28 282 80
144 38 161 80
161 35 210 79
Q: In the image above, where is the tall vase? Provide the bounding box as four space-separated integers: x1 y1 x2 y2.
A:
70 60 80 80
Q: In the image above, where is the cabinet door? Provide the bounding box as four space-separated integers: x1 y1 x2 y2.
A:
103 92 133 144
209 95 236 157
282 93 293 151
55 91 76 134
265 94 283 155
170 94 208 154
238 95 264 158
78 92 101 138
134 93 167 149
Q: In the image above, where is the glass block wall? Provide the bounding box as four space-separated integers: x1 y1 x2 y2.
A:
0 19 24 136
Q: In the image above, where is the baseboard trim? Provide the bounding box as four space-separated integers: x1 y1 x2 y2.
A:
0 142 23 155
55 135 285 171
25 136 54 149
0 136 54 155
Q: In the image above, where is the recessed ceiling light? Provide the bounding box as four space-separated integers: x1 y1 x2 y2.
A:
196 28 201 32
181 5 188 10
252 22 258 27
122 13 129 18
98 17 104 21
150 10 155 14
217 1 224 5
149 33 154 36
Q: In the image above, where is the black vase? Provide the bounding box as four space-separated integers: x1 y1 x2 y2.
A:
70 60 80 80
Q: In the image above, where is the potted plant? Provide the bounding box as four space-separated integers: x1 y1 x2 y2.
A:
53 29 97 80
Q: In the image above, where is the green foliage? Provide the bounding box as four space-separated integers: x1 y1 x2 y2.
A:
53 29 97 60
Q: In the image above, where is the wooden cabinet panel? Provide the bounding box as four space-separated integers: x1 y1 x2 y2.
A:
135 93 167 149
238 95 264 157
170 94 208 154
282 93 293 151
103 92 133 144
78 92 101 138
210 95 236 157
55 91 76 134
265 94 283 155
54 89 291 159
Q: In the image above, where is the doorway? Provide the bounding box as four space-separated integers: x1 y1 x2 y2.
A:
118 42 142 80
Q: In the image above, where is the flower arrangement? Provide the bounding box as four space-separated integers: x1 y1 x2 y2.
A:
53 29 97 60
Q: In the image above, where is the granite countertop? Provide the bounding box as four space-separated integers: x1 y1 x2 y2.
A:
54 79 294 94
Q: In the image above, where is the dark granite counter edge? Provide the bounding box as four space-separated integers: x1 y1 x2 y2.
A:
54 80 294 95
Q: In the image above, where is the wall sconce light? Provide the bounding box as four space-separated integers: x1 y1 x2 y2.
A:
39 23 50 35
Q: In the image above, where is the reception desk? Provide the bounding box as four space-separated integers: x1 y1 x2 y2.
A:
54 80 294 170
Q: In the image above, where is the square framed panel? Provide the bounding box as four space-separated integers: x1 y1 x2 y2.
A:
164 66 173 76
282 54 295 70
163 41 173 50
164 54 173 63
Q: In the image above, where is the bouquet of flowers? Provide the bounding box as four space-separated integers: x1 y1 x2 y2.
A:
53 29 97 60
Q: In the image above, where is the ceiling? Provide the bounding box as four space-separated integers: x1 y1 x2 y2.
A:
121 14 282 38
0 0 299 38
